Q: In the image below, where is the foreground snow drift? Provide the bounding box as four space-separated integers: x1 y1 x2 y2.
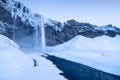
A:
47 35 120 76
0 35 66 80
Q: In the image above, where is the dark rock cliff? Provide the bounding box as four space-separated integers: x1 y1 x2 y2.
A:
0 0 120 47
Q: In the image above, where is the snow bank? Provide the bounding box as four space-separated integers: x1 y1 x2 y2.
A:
0 34 66 80
47 35 120 76
0 34 19 50
49 35 120 53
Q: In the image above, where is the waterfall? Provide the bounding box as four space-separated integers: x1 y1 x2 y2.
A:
41 16 46 52
35 15 46 52
12 13 46 52
12 15 17 41
35 25 41 51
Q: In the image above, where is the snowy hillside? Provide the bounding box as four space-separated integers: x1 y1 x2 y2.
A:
0 34 66 80
49 35 120 52
47 35 120 76
0 34 19 51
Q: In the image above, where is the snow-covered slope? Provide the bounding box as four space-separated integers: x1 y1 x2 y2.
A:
49 35 120 53
47 35 120 76
0 34 66 80
0 34 19 50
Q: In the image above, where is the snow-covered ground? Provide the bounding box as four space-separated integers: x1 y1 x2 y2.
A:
0 34 66 80
46 35 120 76
1 33 120 79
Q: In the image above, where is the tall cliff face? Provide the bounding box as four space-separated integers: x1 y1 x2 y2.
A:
45 19 120 46
0 0 64 47
0 0 120 48
66 20 120 38
0 0 44 49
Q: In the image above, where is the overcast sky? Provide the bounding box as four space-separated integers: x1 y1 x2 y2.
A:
17 0 120 27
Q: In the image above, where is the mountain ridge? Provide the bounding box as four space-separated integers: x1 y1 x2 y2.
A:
0 0 120 47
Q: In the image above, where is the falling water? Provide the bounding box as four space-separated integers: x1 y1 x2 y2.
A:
41 16 46 52
12 15 17 41
12 12 46 52
35 25 41 51
35 15 46 52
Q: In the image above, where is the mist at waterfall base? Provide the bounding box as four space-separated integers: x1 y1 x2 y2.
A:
12 16 46 52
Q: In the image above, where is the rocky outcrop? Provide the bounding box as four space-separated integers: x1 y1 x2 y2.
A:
0 0 37 48
66 19 120 38
45 19 120 46
0 21 13 38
